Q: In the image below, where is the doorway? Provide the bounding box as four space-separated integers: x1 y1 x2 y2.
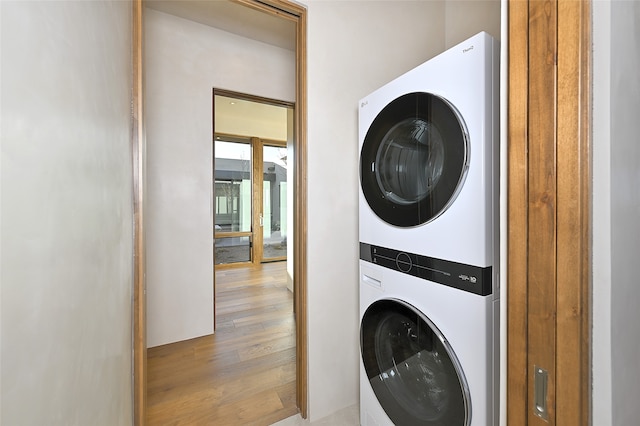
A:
132 0 308 423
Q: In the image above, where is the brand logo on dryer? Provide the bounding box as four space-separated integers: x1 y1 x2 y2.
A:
463 45 474 53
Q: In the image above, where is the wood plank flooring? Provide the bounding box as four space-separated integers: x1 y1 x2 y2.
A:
147 262 297 425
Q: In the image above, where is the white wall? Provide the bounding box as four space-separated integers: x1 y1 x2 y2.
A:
302 1 446 420
607 1 640 425
144 9 295 347
593 1 640 425
592 1 613 423
0 1 133 424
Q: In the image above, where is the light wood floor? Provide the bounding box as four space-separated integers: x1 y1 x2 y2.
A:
147 261 297 425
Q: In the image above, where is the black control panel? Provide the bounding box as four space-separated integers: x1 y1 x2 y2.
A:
360 242 492 296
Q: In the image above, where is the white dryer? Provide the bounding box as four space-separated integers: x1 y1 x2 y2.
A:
358 31 499 269
358 32 500 426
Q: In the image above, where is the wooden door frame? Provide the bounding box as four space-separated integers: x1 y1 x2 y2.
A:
132 1 145 424
507 0 591 424
132 0 308 423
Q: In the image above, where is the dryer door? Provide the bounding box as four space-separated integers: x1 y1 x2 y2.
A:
361 298 470 426
360 92 468 227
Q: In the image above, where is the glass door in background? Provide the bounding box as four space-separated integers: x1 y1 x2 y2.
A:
214 138 253 265
261 142 288 262
214 136 289 265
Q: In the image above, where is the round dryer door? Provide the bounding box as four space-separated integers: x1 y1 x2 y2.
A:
361 299 470 426
360 92 468 227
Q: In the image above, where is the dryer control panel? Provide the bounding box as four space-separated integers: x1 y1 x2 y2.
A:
359 242 492 296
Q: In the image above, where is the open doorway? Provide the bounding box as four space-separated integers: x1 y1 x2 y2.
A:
133 0 308 423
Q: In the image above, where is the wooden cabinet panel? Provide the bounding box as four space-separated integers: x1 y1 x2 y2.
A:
508 0 590 424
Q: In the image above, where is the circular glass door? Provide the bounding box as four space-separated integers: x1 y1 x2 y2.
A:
361 299 470 426
360 92 469 227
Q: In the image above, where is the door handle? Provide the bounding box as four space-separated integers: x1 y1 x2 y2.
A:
533 366 549 420
259 213 263 227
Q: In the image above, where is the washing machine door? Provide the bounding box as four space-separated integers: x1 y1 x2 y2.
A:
361 299 470 426
360 92 468 227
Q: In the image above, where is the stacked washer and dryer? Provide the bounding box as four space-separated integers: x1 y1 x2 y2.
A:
358 32 500 426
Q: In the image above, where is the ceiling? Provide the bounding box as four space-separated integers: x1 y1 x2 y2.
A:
145 0 296 51
214 95 290 141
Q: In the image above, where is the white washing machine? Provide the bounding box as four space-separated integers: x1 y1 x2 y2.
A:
358 32 499 426
359 260 499 426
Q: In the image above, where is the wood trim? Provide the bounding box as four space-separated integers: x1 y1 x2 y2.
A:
293 5 308 418
214 132 253 144
507 0 529 423
232 0 300 22
214 88 295 109
213 133 287 148
262 256 287 263
215 261 255 270
132 1 146 425
262 138 287 148
215 231 253 239
555 0 591 423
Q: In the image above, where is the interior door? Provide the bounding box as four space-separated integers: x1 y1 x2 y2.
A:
507 0 591 424
214 135 288 265
214 137 254 265
261 141 288 262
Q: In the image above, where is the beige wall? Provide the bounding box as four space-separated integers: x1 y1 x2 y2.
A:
0 1 133 424
445 0 501 48
144 9 295 347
